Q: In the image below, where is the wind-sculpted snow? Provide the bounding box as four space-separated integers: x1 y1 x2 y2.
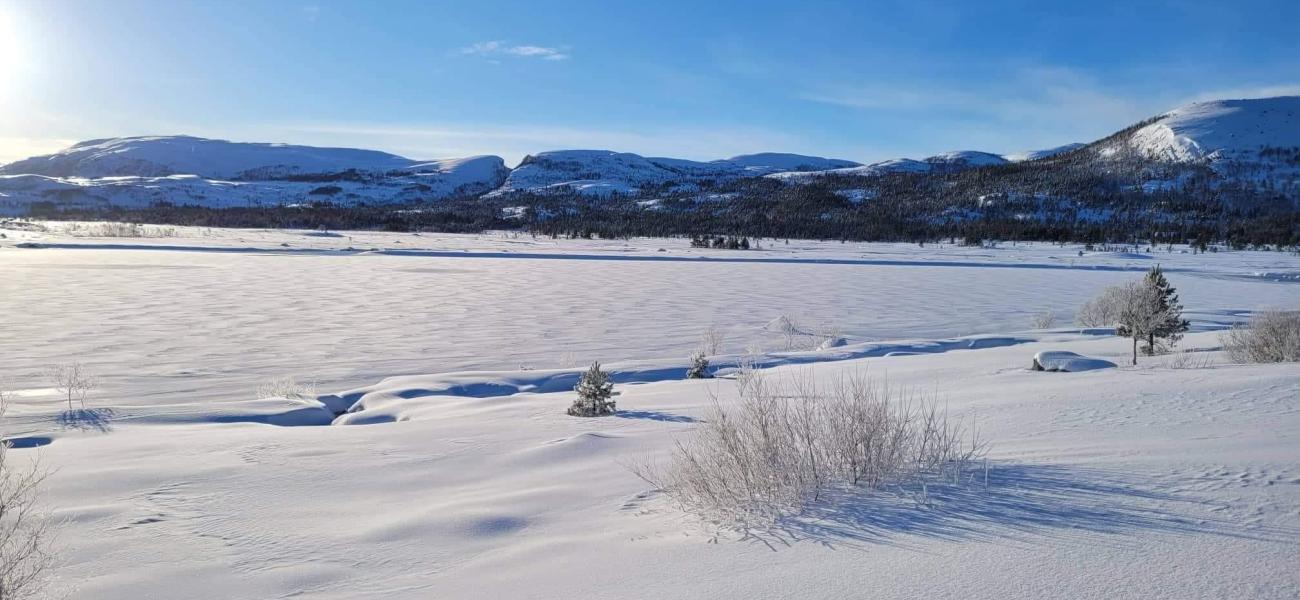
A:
2 228 1298 598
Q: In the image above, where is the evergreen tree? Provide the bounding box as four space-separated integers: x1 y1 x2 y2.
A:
1141 265 1190 355
568 362 616 416
686 352 711 379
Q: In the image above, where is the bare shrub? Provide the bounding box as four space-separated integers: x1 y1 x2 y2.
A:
1031 309 1057 330
767 315 844 352
811 321 844 350
256 376 317 400
1163 350 1216 370
64 222 176 238
49 363 96 411
775 314 803 351
1221 309 1300 363
634 370 987 530
699 325 726 356
0 391 55 599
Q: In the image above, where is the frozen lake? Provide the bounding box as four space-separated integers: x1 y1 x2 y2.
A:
3 225 1298 410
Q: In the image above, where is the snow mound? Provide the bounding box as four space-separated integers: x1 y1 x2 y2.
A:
1031 351 1117 372
1127 97 1300 162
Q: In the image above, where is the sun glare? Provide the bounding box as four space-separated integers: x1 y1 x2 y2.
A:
0 9 25 78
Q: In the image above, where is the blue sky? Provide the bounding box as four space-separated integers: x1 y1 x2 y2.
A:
1 0 1298 166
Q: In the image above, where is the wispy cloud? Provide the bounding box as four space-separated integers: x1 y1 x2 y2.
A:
459 41 570 61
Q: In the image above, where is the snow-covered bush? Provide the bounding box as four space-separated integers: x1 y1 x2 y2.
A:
1221 309 1300 363
256 376 316 400
686 352 711 379
1076 286 1127 327
568 362 616 417
634 371 987 530
64 222 176 238
0 391 54 599
49 362 96 411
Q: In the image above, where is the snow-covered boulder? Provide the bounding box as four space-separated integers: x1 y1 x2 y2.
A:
1031 351 1117 372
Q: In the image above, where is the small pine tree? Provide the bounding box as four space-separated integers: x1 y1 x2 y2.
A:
1141 265 1189 356
568 362 616 416
686 352 711 379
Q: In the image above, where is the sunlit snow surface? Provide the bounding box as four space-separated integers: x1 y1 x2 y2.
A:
1 223 1298 599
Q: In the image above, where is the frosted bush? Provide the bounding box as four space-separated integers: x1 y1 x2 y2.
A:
634 371 987 530
256 376 317 400
1221 309 1300 363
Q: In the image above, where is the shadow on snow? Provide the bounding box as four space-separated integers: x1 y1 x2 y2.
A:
746 464 1300 551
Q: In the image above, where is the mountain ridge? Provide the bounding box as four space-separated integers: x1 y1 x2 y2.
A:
2 96 1297 214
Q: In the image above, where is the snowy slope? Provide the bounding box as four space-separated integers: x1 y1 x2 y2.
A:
1095 96 1300 195
487 150 860 197
0 137 509 210
1004 143 1086 162
0 135 428 180
923 150 1010 170
1125 97 1300 162
724 152 860 172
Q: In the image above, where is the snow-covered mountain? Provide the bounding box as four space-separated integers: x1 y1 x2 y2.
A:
922 150 1009 171
2 96 1297 214
725 153 860 172
0 135 433 180
1120 97 1300 163
485 150 860 197
0 136 510 211
765 152 1008 183
1004 143 1086 162
1090 96 1300 195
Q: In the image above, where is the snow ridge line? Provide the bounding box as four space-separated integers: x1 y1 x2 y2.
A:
328 335 1036 425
